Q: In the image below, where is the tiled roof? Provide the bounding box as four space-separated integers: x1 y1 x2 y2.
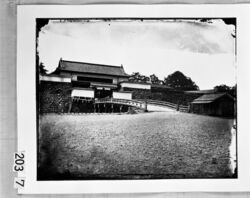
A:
192 93 234 104
58 59 128 77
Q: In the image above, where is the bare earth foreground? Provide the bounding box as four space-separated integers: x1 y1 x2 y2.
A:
38 112 234 180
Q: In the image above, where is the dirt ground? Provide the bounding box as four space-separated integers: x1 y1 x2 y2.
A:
38 112 234 180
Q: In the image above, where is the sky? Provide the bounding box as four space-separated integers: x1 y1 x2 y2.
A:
38 19 236 90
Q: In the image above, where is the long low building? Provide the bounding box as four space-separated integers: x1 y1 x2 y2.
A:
190 93 235 117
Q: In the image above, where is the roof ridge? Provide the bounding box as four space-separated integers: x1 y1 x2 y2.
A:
61 59 123 68
209 92 227 96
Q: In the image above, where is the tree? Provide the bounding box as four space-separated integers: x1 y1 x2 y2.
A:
129 72 150 83
39 62 48 75
163 71 199 91
149 74 162 85
230 84 237 97
214 84 236 97
214 84 231 92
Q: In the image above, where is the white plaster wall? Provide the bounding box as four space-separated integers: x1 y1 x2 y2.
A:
118 77 129 82
113 92 132 100
40 75 71 83
113 77 118 84
71 89 94 98
120 82 151 90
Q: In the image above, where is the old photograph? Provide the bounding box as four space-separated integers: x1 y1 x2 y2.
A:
37 18 237 180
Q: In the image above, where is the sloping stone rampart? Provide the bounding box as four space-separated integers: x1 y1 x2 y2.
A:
39 81 72 113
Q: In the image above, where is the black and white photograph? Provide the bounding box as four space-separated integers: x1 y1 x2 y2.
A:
15 3 250 194
37 17 237 180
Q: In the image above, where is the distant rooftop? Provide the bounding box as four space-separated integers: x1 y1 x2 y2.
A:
184 89 216 94
56 59 129 77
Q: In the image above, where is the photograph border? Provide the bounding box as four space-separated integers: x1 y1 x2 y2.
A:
17 4 250 194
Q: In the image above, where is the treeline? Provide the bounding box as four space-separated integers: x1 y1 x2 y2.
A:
214 84 237 97
129 71 236 96
129 71 199 91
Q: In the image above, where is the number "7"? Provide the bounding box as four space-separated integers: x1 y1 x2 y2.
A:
14 177 25 189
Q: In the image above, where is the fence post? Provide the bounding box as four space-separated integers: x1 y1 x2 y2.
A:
176 101 180 111
145 99 148 112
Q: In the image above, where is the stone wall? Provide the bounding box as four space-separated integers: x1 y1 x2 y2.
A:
124 87 202 105
39 81 72 113
39 81 202 113
123 88 152 99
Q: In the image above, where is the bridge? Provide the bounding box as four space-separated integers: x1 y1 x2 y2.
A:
136 99 189 112
69 97 189 113
94 98 189 112
94 98 146 110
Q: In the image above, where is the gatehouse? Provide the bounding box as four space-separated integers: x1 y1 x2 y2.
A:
39 59 150 113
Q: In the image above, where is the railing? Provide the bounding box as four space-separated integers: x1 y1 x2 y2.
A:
179 105 189 113
94 98 190 112
94 98 146 109
137 99 189 112
137 99 177 110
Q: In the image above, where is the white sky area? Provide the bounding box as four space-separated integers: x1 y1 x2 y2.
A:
38 19 236 89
